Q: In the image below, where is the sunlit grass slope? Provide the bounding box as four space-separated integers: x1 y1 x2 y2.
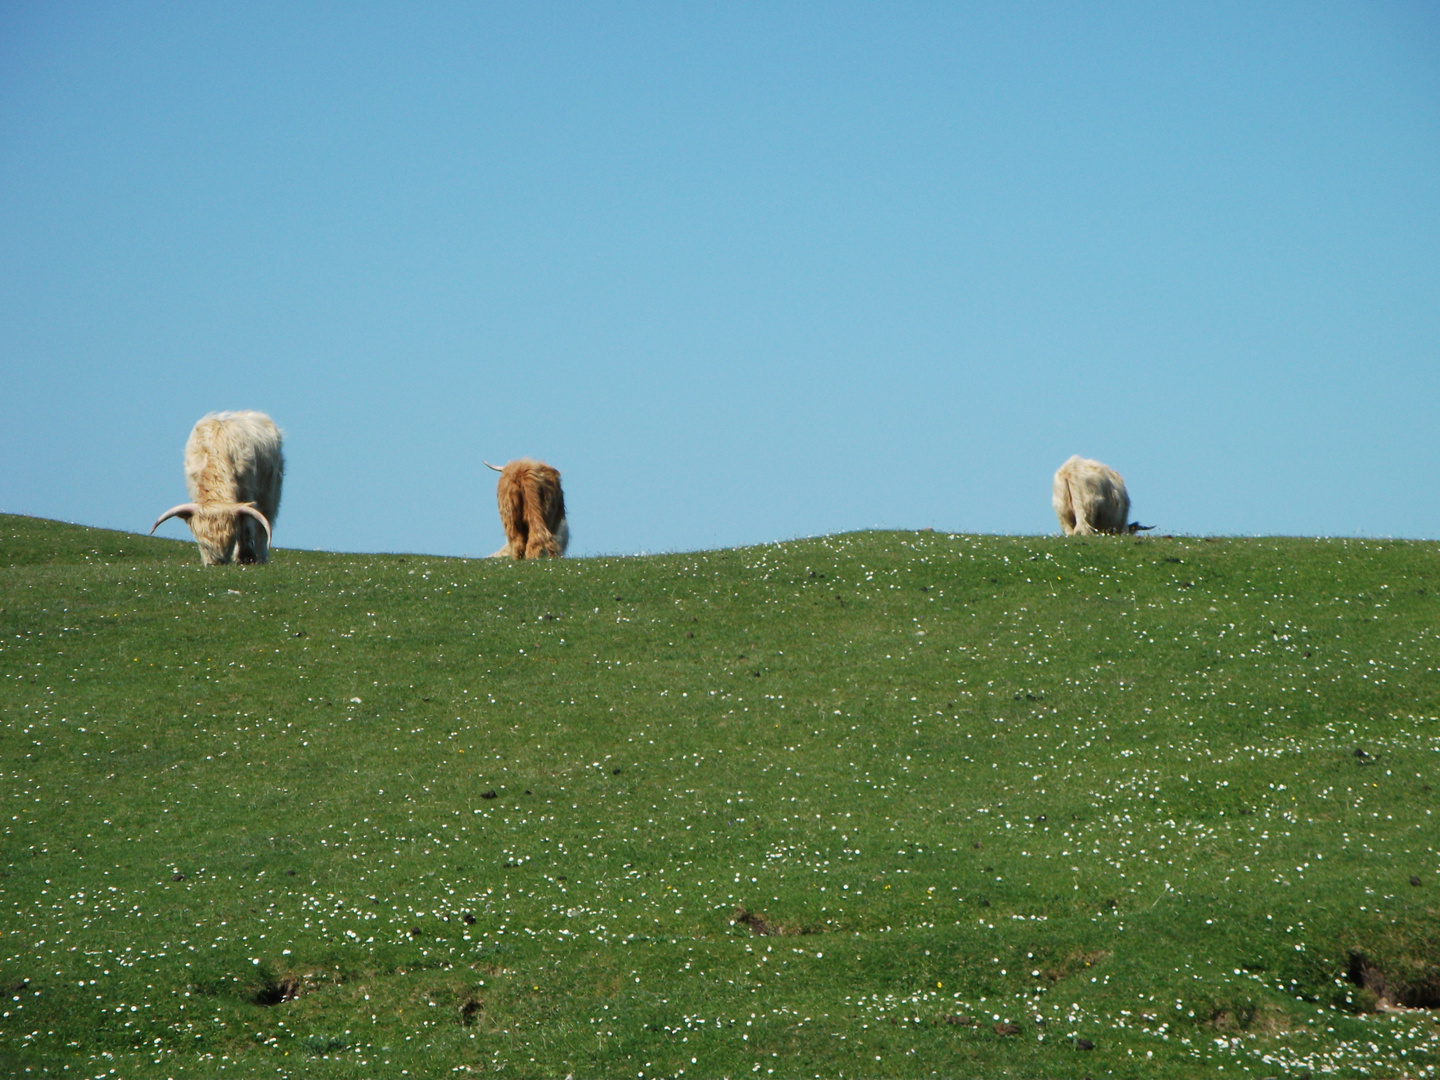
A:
2 513 1438 1078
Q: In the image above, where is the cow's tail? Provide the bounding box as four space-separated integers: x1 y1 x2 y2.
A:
521 466 561 558
1067 476 1094 535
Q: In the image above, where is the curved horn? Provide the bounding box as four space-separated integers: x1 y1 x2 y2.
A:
151 503 200 534
1128 522 1155 534
483 460 505 472
233 504 273 546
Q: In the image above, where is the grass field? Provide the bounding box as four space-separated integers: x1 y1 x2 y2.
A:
2 513 1437 1078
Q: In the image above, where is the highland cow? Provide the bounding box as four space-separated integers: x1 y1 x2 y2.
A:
151 411 284 565
1052 455 1150 536
486 458 568 559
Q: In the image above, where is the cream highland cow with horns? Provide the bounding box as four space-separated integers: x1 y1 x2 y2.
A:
151 411 284 565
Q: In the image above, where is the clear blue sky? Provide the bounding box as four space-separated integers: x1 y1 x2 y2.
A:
2 2 1437 556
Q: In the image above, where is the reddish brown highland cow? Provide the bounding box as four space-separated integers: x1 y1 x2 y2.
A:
486 458 569 559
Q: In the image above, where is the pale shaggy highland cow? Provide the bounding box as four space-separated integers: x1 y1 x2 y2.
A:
151 411 284 565
486 459 569 559
1052 455 1150 536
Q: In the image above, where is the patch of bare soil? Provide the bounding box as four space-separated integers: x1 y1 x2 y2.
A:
250 967 344 1006
254 974 300 1006
730 905 823 936
1042 950 1110 983
1347 949 1440 1011
1209 1001 1289 1035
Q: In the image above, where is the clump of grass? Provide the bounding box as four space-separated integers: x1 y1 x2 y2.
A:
302 1033 349 1055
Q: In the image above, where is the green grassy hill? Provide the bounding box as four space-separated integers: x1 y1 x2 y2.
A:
2 513 1437 1078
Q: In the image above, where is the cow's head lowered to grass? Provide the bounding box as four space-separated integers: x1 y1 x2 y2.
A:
151 410 284 565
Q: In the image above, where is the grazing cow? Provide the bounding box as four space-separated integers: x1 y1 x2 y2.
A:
1052 455 1151 536
486 458 568 559
151 411 284 565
